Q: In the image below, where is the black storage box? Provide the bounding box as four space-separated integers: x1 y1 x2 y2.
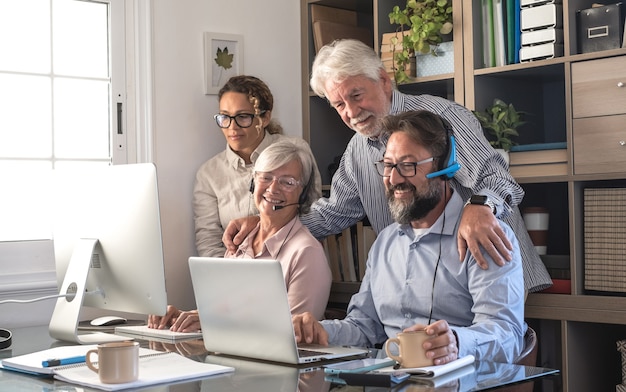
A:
577 3 625 53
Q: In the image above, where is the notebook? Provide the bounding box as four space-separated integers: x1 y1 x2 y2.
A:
1 345 234 391
188 257 368 364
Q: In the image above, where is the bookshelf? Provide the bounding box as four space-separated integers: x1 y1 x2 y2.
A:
322 221 376 309
302 0 626 390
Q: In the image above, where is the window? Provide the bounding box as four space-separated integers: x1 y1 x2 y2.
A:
0 0 127 241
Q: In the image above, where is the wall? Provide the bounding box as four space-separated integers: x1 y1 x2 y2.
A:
152 0 302 310
0 0 302 328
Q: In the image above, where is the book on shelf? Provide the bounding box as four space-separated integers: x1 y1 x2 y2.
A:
338 227 358 282
493 0 506 66
484 0 523 66
509 142 567 152
509 148 568 166
513 0 521 63
324 221 377 283
310 4 357 26
312 20 371 53
359 224 376 281
509 147 568 177
510 162 568 178
506 0 515 64
324 234 342 282
482 0 496 67
356 222 367 281
1 345 234 391
309 2 370 55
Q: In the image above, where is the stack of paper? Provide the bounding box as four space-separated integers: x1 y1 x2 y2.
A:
1 345 234 391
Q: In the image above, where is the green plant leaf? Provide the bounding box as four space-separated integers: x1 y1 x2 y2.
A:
388 0 453 84
214 47 234 70
473 98 528 151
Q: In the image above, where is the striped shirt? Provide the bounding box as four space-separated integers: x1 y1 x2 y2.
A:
301 90 552 292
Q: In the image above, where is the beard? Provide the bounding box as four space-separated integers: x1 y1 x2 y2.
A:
387 180 442 224
350 111 381 138
348 100 391 139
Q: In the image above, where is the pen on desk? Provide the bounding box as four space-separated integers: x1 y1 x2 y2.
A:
42 355 86 367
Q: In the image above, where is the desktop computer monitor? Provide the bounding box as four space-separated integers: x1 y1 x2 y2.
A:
49 163 168 344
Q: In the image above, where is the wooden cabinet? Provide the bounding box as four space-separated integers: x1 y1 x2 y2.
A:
572 56 626 176
301 1 626 390
573 114 626 175
571 56 626 118
463 3 626 391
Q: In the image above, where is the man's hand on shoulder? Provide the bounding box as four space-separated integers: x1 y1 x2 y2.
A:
222 215 261 253
457 204 512 269
292 312 328 346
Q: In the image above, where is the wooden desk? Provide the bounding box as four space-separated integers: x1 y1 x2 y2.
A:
0 325 559 391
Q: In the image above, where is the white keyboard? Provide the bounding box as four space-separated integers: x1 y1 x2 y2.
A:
114 325 203 342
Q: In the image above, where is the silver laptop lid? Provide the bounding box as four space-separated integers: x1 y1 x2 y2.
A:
189 257 302 364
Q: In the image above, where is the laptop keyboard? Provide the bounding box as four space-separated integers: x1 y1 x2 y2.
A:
298 348 333 357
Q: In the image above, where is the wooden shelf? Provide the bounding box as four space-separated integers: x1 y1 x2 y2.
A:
527 294 626 324
302 1 626 390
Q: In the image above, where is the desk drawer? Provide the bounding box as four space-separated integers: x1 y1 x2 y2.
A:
572 56 626 118
573 114 626 175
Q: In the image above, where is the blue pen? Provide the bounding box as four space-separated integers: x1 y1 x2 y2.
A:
42 355 86 367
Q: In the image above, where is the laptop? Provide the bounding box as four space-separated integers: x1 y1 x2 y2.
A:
189 257 369 364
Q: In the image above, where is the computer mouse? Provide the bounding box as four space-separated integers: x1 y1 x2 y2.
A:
90 316 128 327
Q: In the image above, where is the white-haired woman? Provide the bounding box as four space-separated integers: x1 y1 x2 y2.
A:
149 140 332 332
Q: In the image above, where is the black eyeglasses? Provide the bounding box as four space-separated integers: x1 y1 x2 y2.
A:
214 111 267 129
374 157 434 178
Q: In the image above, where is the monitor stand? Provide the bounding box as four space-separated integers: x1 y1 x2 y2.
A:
49 238 132 344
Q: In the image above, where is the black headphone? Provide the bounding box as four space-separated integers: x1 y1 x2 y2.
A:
0 328 12 349
249 169 313 206
426 117 461 179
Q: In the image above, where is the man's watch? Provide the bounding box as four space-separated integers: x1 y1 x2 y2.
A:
466 195 497 215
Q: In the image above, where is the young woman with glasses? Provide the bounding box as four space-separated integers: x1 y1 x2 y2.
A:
193 75 320 258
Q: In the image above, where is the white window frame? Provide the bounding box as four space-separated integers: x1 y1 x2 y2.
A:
0 0 154 328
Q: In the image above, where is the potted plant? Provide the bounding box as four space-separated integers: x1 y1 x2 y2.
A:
388 0 453 84
473 98 527 160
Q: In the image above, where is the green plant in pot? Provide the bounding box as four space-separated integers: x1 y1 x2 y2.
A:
388 0 453 84
473 98 527 153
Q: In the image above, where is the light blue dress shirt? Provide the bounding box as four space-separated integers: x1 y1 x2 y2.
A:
321 192 527 363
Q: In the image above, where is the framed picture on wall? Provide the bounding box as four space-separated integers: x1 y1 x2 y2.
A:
204 32 244 95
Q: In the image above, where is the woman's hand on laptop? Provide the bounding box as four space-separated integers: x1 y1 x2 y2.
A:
292 312 328 345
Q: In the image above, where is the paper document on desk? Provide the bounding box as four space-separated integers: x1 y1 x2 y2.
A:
53 351 233 391
373 354 474 377
1 344 99 375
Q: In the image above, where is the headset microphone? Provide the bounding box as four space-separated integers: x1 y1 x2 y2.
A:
272 202 300 211
426 132 461 179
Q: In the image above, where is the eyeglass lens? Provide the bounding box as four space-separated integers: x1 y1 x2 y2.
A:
255 173 300 191
375 158 433 177
214 113 255 128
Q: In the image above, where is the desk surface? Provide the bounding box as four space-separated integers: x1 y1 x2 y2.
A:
0 325 559 391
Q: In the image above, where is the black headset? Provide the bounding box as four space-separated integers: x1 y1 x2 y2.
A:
0 328 12 349
425 117 461 179
249 169 313 206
